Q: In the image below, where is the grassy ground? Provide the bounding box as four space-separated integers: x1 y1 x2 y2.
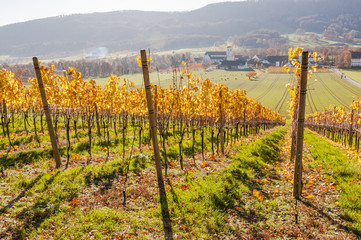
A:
304 130 361 236
285 33 361 49
0 117 277 239
340 69 361 85
1 121 361 239
202 70 361 114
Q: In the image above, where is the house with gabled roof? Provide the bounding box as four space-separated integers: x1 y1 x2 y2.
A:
235 55 250 62
204 47 250 70
351 51 361 67
264 56 289 67
252 55 263 61
245 54 263 67
204 46 239 63
203 51 227 63
218 60 249 70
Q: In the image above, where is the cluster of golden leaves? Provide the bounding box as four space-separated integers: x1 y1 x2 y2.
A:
0 68 25 108
283 47 323 120
306 97 361 127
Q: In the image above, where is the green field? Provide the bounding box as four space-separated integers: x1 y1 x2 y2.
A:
340 69 361 84
241 71 361 115
94 69 361 117
284 33 361 48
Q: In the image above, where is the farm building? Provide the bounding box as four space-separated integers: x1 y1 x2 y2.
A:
203 51 227 63
193 57 203 63
246 55 264 67
218 60 248 70
351 51 361 67
264 56 289 67
203 46 237 63
235 55 250 62
252 55 263 61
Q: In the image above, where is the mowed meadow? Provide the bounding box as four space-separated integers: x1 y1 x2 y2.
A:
340 69 361 85
95 69 361 116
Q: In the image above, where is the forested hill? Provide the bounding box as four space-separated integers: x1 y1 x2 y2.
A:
0 0 360 57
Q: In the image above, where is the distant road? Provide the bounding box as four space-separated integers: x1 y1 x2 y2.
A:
332 68 361 89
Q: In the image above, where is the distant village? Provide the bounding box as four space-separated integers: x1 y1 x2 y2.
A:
201 46 290 71
200 46 361 70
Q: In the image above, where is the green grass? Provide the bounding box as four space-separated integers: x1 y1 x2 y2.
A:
340 69 361 84
0 154 152 238
163 127 287 238
3 114 361 238
0 125 285 239
304 130 361 236
284 33 361 48
205 71 361 114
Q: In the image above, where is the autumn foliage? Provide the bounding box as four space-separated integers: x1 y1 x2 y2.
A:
0 65 285 127
246 71 257 80
268 67 289 73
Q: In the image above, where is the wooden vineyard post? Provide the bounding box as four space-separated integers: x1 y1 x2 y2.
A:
219 88 225 155
293 51 308 200
243 98 247 136
349 102 354 148
95 103 102 137
33 57 62 169
140 50 173 240
154 85 158 121
2 99 7 137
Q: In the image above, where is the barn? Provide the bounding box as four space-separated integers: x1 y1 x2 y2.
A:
351 51 361 67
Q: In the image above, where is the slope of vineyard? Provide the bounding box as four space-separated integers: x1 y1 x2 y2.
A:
1 61 361 238
0 65 286 238
0 124 283 239
1 119 360 238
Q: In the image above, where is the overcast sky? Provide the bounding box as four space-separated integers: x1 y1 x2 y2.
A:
0 0 240 26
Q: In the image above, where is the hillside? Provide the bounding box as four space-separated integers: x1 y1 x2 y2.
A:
0 0 360 57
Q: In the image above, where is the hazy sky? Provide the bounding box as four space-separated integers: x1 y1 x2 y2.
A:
0 0 239 27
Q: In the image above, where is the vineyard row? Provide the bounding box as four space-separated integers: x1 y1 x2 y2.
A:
305 99 361 150
1 64 285 169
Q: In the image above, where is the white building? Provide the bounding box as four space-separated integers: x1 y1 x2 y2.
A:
203 46 235 63
226 46 235 61
203 51 227 63
351 52 361 67
218 60 248 70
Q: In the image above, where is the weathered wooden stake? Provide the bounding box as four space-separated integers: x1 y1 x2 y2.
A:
33 57 62 169
154 85 158 120
140 50 173 240
95 103 101 137
2 99 7 137
293 51 308 200
219 88 225 155
349 103 354 148
243 98 247 136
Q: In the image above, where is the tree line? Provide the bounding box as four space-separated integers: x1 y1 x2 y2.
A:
1 52 193 81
